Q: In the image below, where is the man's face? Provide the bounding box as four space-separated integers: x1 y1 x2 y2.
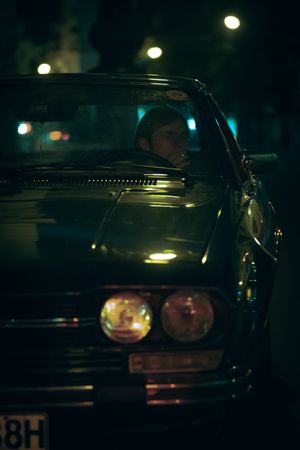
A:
138 119 189 168
150 119 189 168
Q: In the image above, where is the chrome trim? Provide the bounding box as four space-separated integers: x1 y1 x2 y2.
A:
0 317 95 328
147 398 210 405
146 382 213 389
145 368 253 405
0 386 95 409
146 395 243 405
1 292 81 298
0 370 253 408
0 386 94 393
1 402 94 409
253 236 278 262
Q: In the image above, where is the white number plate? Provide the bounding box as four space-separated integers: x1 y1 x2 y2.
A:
0 414 48 450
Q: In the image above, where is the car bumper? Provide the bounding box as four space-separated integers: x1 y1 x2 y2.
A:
0 366 252 410
0 367 253 448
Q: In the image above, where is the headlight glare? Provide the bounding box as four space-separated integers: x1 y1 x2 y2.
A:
100 292 153 343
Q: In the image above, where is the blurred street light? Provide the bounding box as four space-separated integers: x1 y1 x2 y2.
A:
224 16 240 30
37 63 51 74
147 47 162 59
17 122 32 135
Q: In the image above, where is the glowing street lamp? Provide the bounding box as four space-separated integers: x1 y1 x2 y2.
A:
37 63 51 74
224 15 240 30
147 47 163 59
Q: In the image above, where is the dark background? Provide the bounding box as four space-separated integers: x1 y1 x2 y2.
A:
1 0 299 155
1 0 299 446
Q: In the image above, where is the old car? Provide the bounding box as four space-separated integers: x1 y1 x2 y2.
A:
0 73 281 449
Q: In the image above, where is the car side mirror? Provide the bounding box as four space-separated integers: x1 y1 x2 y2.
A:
245 153 279 174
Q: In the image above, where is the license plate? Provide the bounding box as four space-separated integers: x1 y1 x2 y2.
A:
0 414 48 450
129 350 224 373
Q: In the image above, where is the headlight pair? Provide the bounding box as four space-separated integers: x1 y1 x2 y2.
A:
100 289 215 344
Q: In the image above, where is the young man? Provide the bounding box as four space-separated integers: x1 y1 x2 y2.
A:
135 107 190 169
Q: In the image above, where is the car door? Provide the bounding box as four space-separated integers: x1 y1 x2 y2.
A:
206 95 280 259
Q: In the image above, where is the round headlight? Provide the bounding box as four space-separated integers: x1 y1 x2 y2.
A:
100 292 153 343
161 289 214 342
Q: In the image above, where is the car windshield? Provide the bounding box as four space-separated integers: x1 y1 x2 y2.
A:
0 80 224 176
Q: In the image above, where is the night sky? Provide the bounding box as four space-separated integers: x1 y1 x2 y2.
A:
1 0 299 151
13 1 300 106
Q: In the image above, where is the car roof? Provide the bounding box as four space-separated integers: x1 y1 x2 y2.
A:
0 72 206 90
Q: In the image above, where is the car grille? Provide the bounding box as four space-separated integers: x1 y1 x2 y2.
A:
0 291 127 385
0 291 103 344
1 344 125 385
1 291 92 319
0 288 176 388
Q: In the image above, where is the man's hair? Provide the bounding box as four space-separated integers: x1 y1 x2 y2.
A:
135 106 189 147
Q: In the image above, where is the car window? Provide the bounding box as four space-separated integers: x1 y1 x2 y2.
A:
0 82 227 177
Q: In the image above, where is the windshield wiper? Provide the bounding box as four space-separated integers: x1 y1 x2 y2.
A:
18 162 118 172
113 162 188 176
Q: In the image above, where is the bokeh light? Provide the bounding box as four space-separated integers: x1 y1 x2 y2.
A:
224 16 240 30
37 63 51 74
17 122 32 135
147 47 163 59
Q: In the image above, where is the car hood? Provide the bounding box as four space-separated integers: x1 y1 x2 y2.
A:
0 178 230 290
